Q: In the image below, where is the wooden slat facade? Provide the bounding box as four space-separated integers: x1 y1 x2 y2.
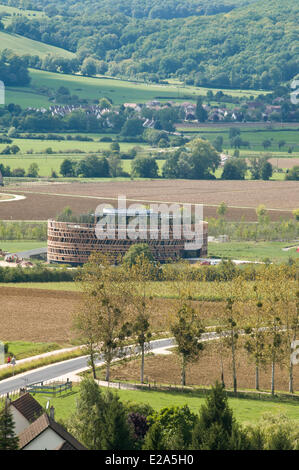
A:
47 219 208 265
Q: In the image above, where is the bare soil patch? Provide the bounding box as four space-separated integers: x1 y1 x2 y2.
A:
106 342 299 393
269 158 299 169
1 180 297 221
0 286 81 343
0 286 222 343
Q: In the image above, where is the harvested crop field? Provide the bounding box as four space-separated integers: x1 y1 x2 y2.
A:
1 179 298 221
105 342 299 393
268 158 299 169
0 286 81 343
0 285 224 342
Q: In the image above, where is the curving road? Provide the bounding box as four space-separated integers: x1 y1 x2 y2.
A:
0 331 222 397
0 338 175 396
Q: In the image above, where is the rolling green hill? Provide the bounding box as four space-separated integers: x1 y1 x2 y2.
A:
0 3 46 25
3 68 262 109
0 31 75 59
1 0 298 90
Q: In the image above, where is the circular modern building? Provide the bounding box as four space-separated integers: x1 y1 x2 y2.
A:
47 209 208 265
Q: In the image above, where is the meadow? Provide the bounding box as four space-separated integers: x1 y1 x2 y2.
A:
0 240 46 253
1 68 265 110
4 340 62 359
0 4 46 25
1 239 296 262
0 31 75 60
179 126 299 155
0 153 163 178
0 137 149 154
34 385 299 425
208 241 299 263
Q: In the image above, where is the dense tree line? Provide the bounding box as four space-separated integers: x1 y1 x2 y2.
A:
1 0 298 89
0 51 30 86
0 220 46 240
0 264 75 282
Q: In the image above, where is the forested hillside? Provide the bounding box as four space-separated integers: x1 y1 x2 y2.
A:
0 0 298 90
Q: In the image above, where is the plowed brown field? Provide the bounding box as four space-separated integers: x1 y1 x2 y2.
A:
1 285 297 392
1 180 297 221
105 343 299 393
0 286 81 343
0 286 223 343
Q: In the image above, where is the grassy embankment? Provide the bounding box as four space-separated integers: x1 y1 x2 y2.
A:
33 385 299 425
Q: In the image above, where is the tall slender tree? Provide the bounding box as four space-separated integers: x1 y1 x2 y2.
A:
0 400 19 450
75 253 133 382
171 303 205 386
127 254 156 383
244 288 267 391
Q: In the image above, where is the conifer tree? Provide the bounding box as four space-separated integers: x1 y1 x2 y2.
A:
192 382 249 450
69 378 134 450
142 422 166 451
0 401 19 450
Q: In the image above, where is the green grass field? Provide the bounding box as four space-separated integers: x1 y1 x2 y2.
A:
212 168 288 180
2 68 266 110
4 340 62 359
0 152 163 178
0 137 149 154
208 241 299 262
34 385 299 425
180 128 299 154
0 3 46 25
0 31 75 59
4 87 54 108
0 240 46 253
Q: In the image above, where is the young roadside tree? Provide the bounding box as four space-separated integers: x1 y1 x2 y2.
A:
217 287 242 395
258 266 289 395
217 201 228 218
75 253 133 382
243 288 267 391
225 298 239 394
128 254 158 384
262 265 299 394
288 291 299 394
74 302 100 379
265 308 286 396
0 401 19 450
214 326 227 388
171 303 205 386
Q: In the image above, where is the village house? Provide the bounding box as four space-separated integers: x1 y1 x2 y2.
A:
8 393 86 450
